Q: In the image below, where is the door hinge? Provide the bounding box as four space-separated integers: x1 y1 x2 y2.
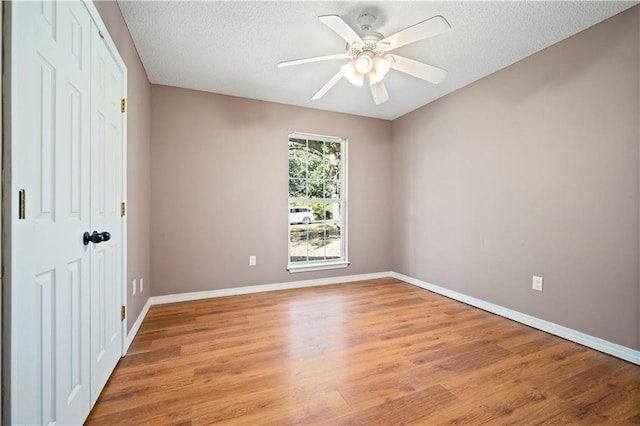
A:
121 98 126 113
121 202 126 217
121 306 126 321
18 189 26 219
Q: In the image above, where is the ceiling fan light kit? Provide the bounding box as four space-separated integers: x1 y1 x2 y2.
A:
369 55 393 85
340 61 364 86
278 12 451 105
340 52 393 87
355 51 374 73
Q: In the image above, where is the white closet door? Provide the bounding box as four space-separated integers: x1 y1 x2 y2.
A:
89 22 125 405
11 1 92 424
10 0 126 423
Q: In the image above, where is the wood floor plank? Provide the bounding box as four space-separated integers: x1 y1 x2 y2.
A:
192 388 351 425
425 381 607 425
86 278 640 425
327 384 459 425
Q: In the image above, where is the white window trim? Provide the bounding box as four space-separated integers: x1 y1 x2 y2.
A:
287 131 348 273
287 260 350 273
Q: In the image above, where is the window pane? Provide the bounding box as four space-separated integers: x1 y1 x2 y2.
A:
314 202 333 221
290 223 309 262
289 178 307 198
324 202 341 223
290 204 315 224
289 157 306 179
325 222 342 260
307 139 324 156
322 180 337 199
307 152 324 187
289 139 308 178
308 179 323 198
324 142 341 180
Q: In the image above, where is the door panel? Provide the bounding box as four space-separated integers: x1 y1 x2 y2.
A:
89 23 124 405
12 1 92 424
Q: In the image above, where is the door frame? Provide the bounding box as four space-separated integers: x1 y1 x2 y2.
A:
1 0 128 421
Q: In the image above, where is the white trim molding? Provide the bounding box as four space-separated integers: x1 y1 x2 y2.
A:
125 298 152 353
287 261 350 273
392 272 640 365
150 271 391 305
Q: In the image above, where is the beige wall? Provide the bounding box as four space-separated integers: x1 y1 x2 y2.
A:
94 1 152 332
151 85 392 296
391 6 640 350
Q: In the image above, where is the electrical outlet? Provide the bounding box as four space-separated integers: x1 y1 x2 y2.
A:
132 279 137 296
532 276 543 292
249 255 256 266
140 278 144 292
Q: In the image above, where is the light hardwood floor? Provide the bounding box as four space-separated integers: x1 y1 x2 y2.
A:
86 278 640 425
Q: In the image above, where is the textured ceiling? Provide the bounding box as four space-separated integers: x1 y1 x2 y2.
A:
118 1 637 120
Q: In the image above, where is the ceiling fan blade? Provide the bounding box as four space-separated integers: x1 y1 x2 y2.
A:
312 71 344 100
370 81 389 105
319 15 364 46
391 55 448 84
379 15 451 51
277 53 350 68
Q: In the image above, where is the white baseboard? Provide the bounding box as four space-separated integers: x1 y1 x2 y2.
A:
121 270 639 366
148 271 393 305
391 272 640 365
124 297 152 353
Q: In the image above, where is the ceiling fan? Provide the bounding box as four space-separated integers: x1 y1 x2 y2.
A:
277 13 451 105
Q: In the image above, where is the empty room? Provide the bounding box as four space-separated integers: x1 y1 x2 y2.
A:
4 0 640 424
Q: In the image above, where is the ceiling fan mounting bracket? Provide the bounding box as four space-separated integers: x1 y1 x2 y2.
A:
357 12 377 31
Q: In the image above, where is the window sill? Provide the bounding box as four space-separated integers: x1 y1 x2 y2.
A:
287 261 350 274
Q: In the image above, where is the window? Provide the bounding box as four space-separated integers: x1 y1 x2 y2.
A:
288 132 348 272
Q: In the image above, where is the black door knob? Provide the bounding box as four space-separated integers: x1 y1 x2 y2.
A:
83 231 111 246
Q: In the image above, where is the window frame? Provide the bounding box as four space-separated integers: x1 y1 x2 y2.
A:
287 131 349 273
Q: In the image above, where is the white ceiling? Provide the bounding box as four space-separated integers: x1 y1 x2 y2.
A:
118 1 637 120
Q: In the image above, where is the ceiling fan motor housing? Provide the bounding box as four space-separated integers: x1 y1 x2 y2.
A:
347 32 386 59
